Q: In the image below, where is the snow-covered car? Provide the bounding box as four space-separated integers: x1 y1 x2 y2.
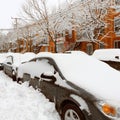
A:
0 53 7 70
92 49 120 71
3 52 36 81
17 51 120 120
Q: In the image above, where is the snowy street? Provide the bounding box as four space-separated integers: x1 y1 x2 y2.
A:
0 71 60 120
0 0 119 119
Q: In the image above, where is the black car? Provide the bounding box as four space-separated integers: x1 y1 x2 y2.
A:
17 51 120 120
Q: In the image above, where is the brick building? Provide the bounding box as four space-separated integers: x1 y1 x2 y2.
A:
73 0 120 54
11 0 120 54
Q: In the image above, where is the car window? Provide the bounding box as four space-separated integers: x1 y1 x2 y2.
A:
5 56 13 64
18 58 56 79
29 58 36 62
36 58 55 74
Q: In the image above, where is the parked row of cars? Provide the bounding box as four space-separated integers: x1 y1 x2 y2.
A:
1 50 120 120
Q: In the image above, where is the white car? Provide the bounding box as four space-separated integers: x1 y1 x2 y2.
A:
16 51 120 120
3 52 36 81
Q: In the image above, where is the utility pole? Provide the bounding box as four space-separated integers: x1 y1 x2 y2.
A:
11 17 22 52
11 17 21 29
11 17 21 40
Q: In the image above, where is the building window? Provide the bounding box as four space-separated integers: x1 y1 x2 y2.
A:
114 40 120 48
86 43 93 55
114 17 120 35
56 43 64 53
94 26 105 39
50 46 54 52
115 0 120 5
68 30 72 38
45 47 48 52
54 33 65 39
76 27 82 40
99 42 105 49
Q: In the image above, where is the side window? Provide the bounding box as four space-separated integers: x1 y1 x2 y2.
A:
5 56 13 64
37 59 55 75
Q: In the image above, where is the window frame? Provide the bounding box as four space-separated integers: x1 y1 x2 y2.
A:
114 17 120 36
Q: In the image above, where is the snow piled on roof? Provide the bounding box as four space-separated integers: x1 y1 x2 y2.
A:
37 51 120 103
4 52 36 66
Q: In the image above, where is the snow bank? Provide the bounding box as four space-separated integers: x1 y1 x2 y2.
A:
0 71 60 120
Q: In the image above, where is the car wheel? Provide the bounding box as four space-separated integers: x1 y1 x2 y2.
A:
3 68 6 74
17 78 22 84
12 75 16 81
12 71 16 81
61 103 85 120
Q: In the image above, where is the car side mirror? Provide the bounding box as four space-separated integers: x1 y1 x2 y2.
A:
7 62 12 65
115 56 119 59
41 72 56 83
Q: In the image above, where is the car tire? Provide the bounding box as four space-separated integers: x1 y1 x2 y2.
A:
17 78 22 84
61 103 85 120
12 75 16 81
3 68 6 74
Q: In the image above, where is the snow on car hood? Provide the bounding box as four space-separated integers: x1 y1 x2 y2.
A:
37 52 120 102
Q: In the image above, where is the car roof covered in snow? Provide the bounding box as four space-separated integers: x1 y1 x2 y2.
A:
92 49 120 62
35 51 120 102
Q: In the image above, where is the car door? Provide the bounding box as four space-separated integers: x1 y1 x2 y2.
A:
37 58 73 104
3 55 13 76
35 58 58 102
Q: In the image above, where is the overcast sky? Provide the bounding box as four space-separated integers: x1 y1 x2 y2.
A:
0 0 65 30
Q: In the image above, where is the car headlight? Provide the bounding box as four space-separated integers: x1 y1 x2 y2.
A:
95 101 120 119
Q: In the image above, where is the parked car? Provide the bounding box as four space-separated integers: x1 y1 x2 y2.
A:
17 51 120 120
92 49 120 71
3 52 36 81
0 53 7 70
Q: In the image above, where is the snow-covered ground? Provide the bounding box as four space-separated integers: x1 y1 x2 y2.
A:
0 71 60 120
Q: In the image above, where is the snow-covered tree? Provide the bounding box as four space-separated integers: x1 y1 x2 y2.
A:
55 0 111 42
21 0 58 52
20 0 114 52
